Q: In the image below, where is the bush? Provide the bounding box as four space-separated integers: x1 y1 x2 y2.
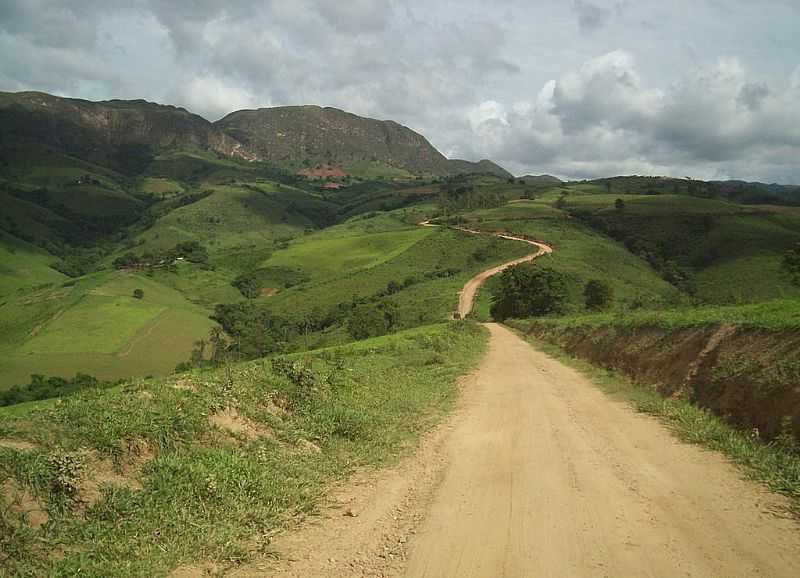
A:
490 264 568 321
584 279 613 311
232 271 261 299
133 288 144 299
782 243 800 286
0 373 105 406
347 302 397 340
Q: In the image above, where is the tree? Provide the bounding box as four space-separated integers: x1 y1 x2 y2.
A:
347 302 398 340
385 280 402 295
782 243 800 285
232 271 261 298
614 198 626 211
113 252 140 269
490 265 569 321
133 288 144 299
173 241 209 264
583 279 613 311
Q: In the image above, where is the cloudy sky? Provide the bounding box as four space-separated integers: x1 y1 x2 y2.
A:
1 0 799 182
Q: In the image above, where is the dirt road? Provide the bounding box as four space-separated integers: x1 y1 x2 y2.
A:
454 232 551 318
232 227 799 577
240 324 800 577
418 220 553 318
403 323 800 577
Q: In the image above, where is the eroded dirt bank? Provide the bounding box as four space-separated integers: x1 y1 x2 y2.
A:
523 322 800 441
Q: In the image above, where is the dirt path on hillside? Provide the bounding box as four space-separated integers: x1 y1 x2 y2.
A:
231 323 800 577
419 220 553 317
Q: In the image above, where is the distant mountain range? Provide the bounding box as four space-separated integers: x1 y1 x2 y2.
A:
0 91 510 178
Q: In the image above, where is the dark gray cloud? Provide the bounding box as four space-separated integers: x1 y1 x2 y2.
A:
573 1 612 33
1 0 799 183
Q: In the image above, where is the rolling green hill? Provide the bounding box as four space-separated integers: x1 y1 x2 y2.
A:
558 190 800 303
0 233 66 295
0 270 216 389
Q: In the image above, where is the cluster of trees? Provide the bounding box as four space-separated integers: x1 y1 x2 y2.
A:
196 265 471 366
574 213 699 294
112 240 209 270
490 265 569 321
490 264 615 321
0 373 108 406
437 178 503 213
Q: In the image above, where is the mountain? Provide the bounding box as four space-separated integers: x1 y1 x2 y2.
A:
445 158 511 178
0 91 255 173
215 105 510 177
0 92 509 177
518 174 562 185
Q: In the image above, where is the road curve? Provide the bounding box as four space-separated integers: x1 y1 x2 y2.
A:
419 220 553 318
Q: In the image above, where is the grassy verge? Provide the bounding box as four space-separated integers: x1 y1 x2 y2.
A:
512 328 800 509
511 298 800 331
0 321 487 577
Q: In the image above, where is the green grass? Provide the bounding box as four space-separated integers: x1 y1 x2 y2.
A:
457 203 680 310
260 227 432 282
0 234 66 296
0 145 124 191
560 192 800 303
508 299 800 331
513 330 800 508
138 177 185 198
0 272 216 388
131 182 334 258
0 321 487 576
562 193 748 215
265 225 533 330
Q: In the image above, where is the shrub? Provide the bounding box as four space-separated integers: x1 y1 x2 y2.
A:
133 288 144 299
782 243 800 286
584 279 613 311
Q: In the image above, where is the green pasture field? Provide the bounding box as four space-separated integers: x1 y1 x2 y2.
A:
0 235 66 296
0 272 216 389
260 227 432 282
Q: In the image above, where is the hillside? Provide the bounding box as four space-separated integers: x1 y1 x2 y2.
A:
0 91 510 179
3 167 800 576
0 92 255 173
215 105 510 177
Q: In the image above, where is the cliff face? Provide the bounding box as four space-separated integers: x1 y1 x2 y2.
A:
0 92 256 171
216 105 445 174
215 105 511 177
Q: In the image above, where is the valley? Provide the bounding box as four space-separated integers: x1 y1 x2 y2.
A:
2 91 800 576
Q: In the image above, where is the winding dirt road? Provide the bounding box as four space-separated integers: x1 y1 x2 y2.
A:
419 220 553 318
232 225 800 578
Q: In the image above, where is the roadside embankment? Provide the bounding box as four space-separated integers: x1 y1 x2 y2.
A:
508 318 800 442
